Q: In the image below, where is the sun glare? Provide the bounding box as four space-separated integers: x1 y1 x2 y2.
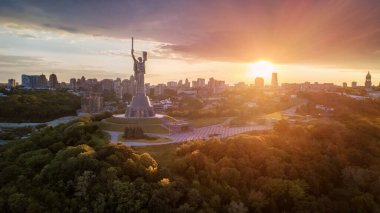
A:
248 60 274 79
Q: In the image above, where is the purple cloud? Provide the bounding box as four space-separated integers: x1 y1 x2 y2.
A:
1 0 380 67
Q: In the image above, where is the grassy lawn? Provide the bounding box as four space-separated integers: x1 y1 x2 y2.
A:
258 112 289 120
189 117 227 128
118 134 171 143
258 112 282 119
229 111 287 127
133 143 179 167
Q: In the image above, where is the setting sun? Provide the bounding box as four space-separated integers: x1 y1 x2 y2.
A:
248 61 275 79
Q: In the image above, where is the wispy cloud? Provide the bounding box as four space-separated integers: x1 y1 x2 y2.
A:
1 0 380 67
0 54 44 67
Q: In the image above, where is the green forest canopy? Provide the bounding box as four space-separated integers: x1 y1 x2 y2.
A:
0 90 80 122
0 92 380 212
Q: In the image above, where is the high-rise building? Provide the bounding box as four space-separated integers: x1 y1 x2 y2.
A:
207 77 226 93
154 84 166 96
184 78 190 88
76 76 87 90
365 71 372 90
145 83 151 94
121 76 137 98
114 78 123 100
208 77 215 88
197 78 206 87
81 76 86 84
86 78 98 91
192 80 198 88
60 82 68 89
178 80 183 87
49 74 58 89
255 77 264 89
167 81 178 88
235 82 247 88
342 82 347 88
22 75 31 88
215 80 226 89
122 79 130 96
38 74 48 88
351 81 357 88
7 79 16 88
21 74 48 89
101 79 114 91
70 78 77 90
29 76 39 88
81 92 103 113
271 73 278 87
87 78 98 85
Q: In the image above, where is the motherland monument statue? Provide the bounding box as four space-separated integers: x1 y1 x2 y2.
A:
125 37 155 118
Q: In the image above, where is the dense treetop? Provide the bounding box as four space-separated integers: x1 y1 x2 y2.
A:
0 90 80 122
170 117 380 212
1 92 380 212
0 116 166 212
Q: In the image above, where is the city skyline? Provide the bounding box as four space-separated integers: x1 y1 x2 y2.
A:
10 71 380 88
1 1 380 85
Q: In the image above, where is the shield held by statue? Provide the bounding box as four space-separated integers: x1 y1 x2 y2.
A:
143 51 147 61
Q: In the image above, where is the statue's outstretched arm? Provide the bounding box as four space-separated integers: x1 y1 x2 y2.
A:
131 49 137 62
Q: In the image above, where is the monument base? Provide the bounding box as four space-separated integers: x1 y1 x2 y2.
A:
98 113 177 134
125 94 155 118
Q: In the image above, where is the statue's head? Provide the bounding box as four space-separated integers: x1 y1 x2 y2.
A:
138 57 143 62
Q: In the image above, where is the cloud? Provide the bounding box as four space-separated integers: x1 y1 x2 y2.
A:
1 0 380 67
42 23 78 34
91 44 185 61
0 53 127 82
0 54 43 67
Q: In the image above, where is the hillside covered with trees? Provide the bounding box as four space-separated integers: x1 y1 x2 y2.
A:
0 90 80 122
1 92 380 212
0 116 166 212
170 118 380 212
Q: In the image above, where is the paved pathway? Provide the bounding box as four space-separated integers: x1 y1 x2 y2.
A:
0 116 78 128
105 123 272 147
282 100 308 116
105 101 307 147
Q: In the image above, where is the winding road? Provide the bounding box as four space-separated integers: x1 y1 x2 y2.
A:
0 116 78 128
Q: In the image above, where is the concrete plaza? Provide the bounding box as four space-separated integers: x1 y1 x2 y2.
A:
105 122 272 147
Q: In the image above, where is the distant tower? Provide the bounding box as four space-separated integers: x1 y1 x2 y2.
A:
184 78 190 88
351 81 357 88
342 82 347 88
81 92 103 113
70 78 77 90
49 74 58 89
365 71 372 90
7 79 16 88
271 72 278 87
38 74 48 88
255 77 264 89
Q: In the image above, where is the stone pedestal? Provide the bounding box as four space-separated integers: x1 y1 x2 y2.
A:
125 94 155 118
